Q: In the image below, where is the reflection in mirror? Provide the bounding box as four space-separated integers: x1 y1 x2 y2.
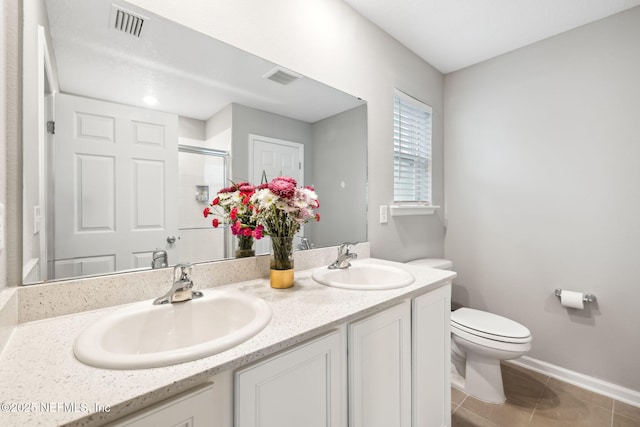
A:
22 0 367 284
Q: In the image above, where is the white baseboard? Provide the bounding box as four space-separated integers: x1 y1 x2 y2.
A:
508 355 640 408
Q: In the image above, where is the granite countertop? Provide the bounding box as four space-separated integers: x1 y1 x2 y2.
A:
0 258 455 427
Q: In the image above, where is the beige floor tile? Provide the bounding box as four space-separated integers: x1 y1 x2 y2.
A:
540 377 614 410
616 401 640 422
452 407 499 427
502 369 546 410
452 386 468 406
613 413 640 427
461 395 534 426
532 386 613 427
502 362 549 385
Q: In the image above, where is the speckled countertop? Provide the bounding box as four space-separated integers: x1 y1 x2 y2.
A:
0 258 455 427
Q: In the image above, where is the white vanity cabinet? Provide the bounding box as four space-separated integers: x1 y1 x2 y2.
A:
235 329 347 427
234 282 451 427
107 383 216 427
233 284 451 427
348 301 412 427
413 284 451 427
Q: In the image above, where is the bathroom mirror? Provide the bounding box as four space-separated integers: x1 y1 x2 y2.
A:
22 0 367 284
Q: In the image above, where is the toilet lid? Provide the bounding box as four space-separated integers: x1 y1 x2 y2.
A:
406 258 453 269
451 308 531 343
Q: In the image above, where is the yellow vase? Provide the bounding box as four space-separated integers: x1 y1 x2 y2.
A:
270 236 295 289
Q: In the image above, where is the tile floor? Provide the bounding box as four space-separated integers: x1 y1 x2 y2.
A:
451 362 640 427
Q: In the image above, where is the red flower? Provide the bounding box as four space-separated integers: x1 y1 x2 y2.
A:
212 218 219 228
212 197 220 205
315 213 321 222
230 207 238 220
231 221 242 235
203 207 211 218
242 227 252 237
253 225 264 239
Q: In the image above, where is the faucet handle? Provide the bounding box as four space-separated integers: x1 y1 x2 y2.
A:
338 242 358 254
173 263 193 283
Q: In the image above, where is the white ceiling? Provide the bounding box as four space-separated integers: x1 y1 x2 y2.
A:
44 0 363 122
344 0 640 74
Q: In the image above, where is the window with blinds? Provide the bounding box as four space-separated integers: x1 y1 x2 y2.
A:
393 89 432 204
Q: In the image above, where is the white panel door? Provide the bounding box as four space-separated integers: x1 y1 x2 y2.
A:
348 301 412 427
54 94 178 278
235 329 346 427
250 134 303 185
249 134 304 255
413 284 451 427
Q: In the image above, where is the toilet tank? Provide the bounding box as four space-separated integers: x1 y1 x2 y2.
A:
406 258 453 270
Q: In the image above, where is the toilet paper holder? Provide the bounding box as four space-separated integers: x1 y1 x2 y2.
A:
554 289 596 303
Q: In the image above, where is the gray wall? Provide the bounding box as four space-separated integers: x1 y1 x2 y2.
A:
310 105 367 247
230 103 312 184
444 7 640 391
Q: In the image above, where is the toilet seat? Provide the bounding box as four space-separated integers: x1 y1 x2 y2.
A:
451 308 531 344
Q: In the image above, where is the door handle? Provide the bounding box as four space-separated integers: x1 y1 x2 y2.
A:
167 235 177 244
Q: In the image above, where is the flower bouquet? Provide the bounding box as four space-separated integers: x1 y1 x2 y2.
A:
250 176 320 288
203 182 264 257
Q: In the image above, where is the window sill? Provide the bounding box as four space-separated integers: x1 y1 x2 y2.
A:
389 205 440 216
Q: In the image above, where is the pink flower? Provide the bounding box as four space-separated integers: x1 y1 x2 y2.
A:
268 179 296 198
212 218 219 228
242 227 252 237
230 207 238 220
203 207 211 217
274 176 297 186
253 225 264 240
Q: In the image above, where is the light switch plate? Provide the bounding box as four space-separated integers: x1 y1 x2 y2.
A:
379 205 388 224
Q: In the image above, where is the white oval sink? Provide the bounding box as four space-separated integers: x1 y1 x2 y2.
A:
74 289 272 369
312 260 415 290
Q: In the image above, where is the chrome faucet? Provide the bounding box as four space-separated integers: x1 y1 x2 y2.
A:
297 237 314 250
153 263 203 305
151 249 168 269
328 242 358 269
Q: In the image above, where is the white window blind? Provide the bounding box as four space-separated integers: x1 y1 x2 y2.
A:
393 89 432 204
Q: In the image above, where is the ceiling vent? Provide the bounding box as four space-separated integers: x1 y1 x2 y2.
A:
263 67 302 85
110 5 146 38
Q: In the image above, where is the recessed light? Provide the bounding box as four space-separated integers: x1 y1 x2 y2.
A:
143 96 158 106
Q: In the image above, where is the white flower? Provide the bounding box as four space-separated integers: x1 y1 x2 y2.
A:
253 189 277 208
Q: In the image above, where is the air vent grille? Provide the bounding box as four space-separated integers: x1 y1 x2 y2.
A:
111 6 145 38
263 67 302 85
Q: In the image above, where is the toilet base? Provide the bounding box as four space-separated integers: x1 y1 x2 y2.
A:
464 352 506 404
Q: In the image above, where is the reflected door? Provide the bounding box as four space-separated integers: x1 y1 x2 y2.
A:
53 94 178 279
249 134 303 255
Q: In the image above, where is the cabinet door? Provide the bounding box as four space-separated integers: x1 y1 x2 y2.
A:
413 283 451 427
107 383 215 427
348 301 412 427
235 329 346 427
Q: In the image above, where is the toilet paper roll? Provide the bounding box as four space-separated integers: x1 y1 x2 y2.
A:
560 290 584 309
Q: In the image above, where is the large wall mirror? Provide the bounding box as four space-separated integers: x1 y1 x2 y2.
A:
22 0 367 285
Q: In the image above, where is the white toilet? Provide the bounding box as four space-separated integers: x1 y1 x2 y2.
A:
406 258 532 404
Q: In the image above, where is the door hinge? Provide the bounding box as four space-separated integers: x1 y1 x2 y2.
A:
47 121 55 135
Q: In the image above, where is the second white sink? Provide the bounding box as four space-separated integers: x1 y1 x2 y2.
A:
74 289 272 370
312 260 415 290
